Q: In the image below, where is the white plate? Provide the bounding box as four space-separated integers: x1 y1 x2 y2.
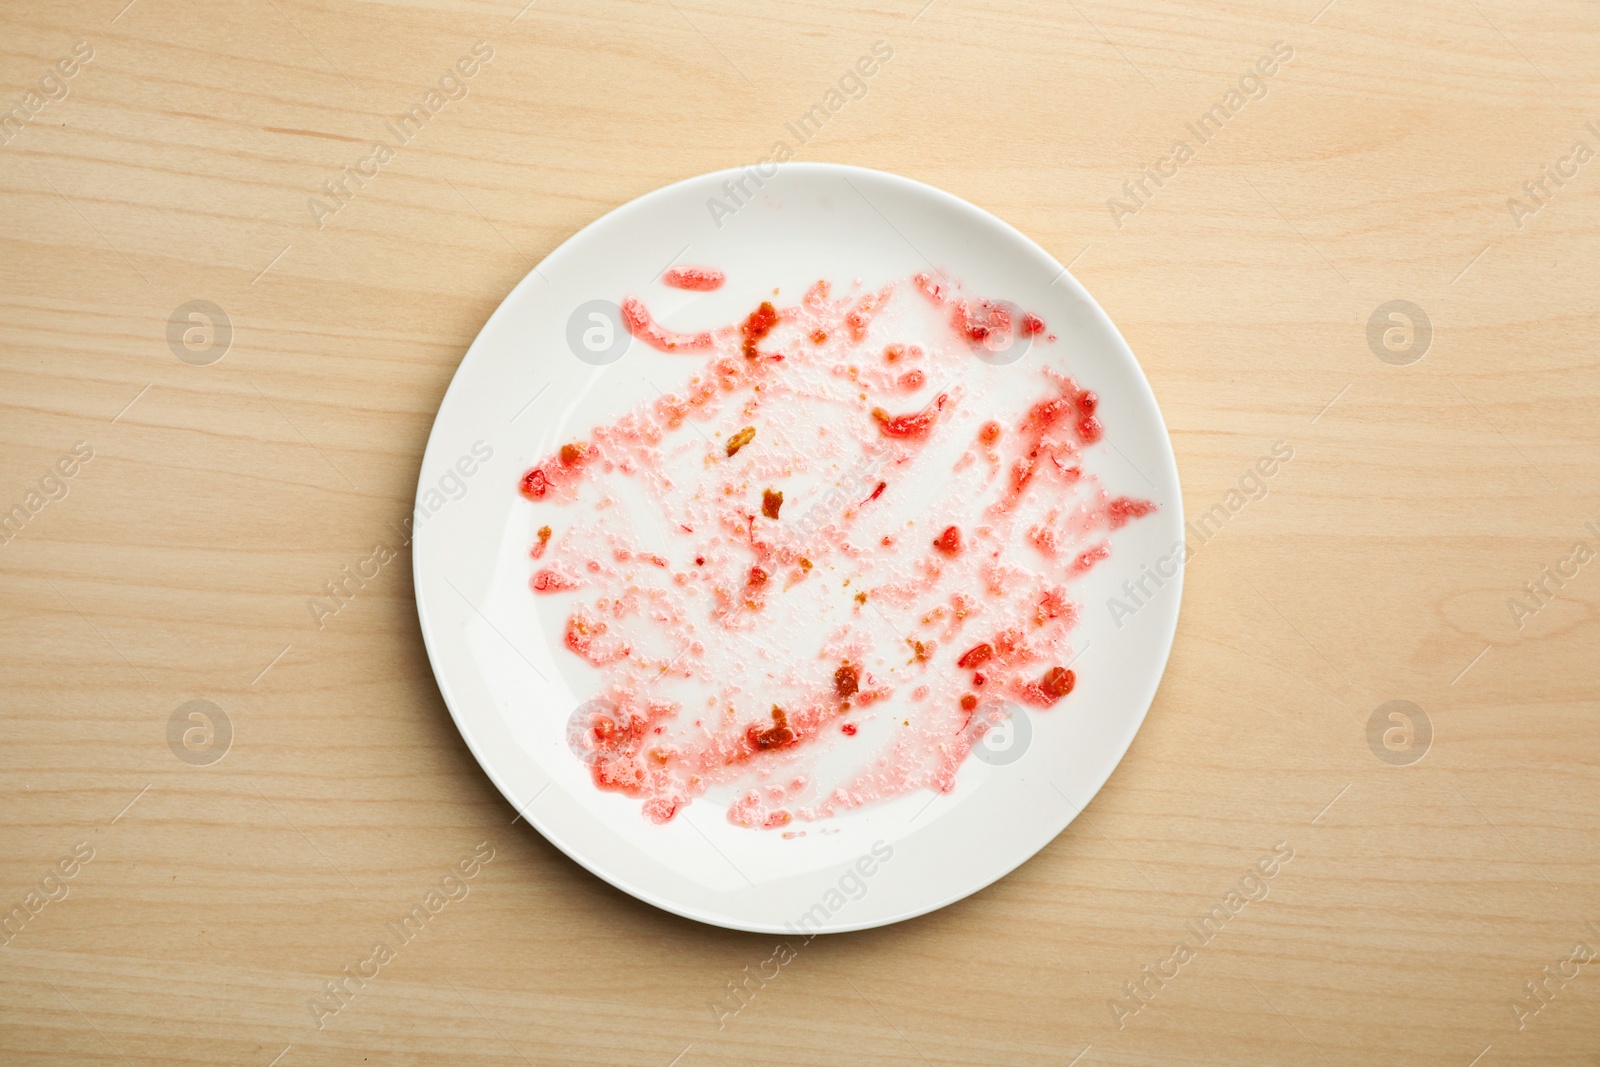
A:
414 163 1183 933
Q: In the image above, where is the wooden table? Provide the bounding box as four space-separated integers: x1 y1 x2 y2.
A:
3 1 1597 1063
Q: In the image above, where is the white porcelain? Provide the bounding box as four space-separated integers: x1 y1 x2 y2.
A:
414 163 1183 933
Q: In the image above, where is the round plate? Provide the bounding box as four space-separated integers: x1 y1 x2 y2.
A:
414 163 1183 933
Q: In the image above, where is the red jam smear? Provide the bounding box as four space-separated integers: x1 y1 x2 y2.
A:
531 568 580 593
872 394 947 439
663 266 725 291
517 272 1155 829
1107 497 1158 528
957 643 993 669
621 297 714 352
740 301 779 358
913 271 1047 351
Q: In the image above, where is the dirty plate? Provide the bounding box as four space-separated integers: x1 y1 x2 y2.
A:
413 163 1183 933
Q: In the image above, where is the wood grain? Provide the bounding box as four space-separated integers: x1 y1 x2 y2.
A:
2 0 1598 1064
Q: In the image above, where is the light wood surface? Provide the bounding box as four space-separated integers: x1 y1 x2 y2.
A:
3 0 1599 1064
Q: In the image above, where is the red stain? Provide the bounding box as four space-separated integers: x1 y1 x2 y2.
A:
740 301 779 359
513 275 1154 829
957 643 993 669
622 296 714 352
531 569 579 593
1107 497 1157 528
663 266 725 291
872 393 947 439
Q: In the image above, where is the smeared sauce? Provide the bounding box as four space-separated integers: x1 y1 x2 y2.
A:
520 272 1154 828
663 266 726 291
